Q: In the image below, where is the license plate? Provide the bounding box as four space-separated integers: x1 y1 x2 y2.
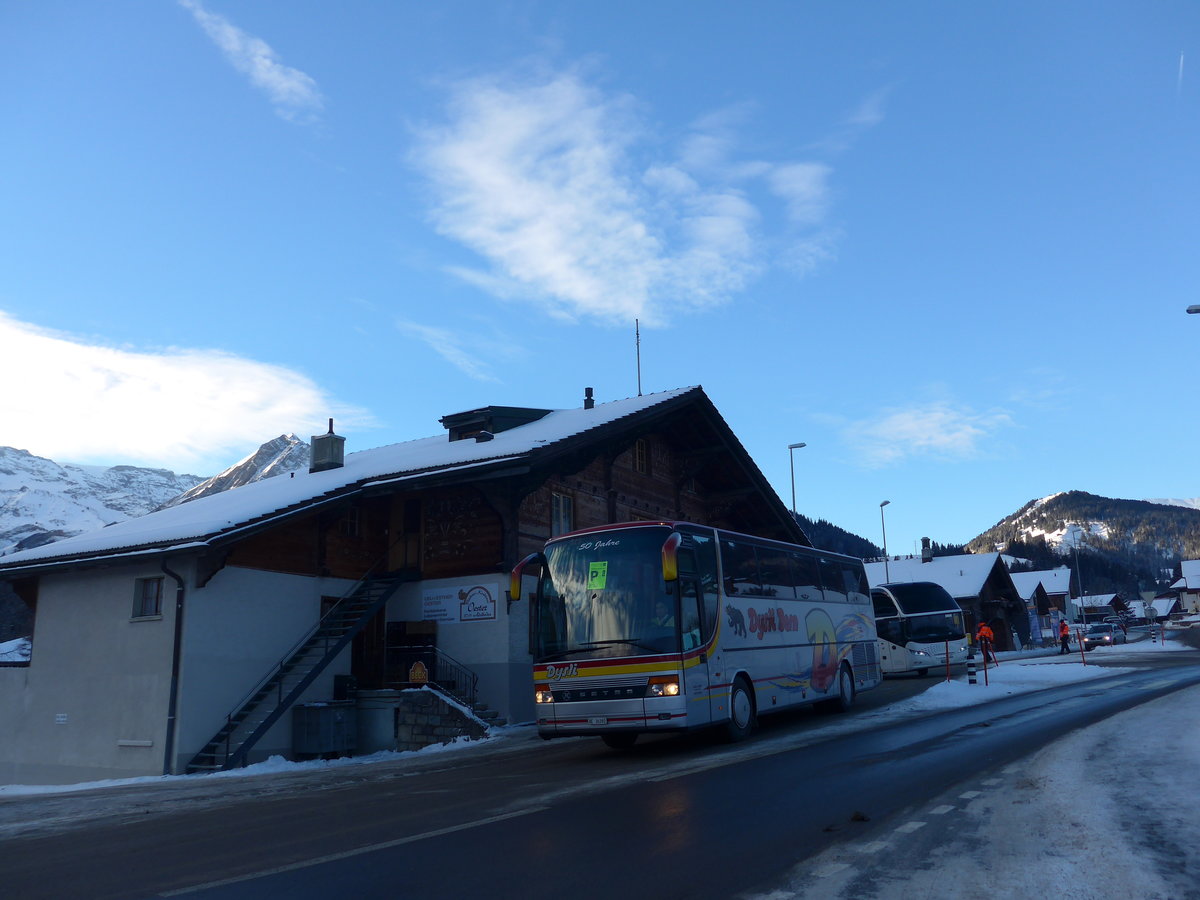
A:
588 717 608 725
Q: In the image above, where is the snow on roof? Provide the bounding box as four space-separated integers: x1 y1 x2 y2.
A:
865 553 1003 598
1171 559 1200 591
1009 567 1072 599
0 387 698 571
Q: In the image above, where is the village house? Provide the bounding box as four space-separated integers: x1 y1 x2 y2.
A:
1169 559 1200 615
1009 566 1072 645
0 387 809 785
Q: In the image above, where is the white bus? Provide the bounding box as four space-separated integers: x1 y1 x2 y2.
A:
511 521 882 748
871 581 969 676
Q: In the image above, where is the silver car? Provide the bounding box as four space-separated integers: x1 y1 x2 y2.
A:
1081 622 1127 651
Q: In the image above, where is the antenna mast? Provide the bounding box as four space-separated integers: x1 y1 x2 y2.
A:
635 318 642 396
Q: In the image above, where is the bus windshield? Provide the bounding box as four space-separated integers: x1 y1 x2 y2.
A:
905 611 966 642
535 526 677 661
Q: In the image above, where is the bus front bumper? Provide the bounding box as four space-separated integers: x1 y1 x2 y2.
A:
535 697 689 738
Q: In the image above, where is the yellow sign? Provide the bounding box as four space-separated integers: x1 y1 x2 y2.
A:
408 660 429 684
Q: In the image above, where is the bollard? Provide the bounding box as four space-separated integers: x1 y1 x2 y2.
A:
967 659 977 685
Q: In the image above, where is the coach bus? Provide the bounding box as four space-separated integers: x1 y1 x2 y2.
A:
510 521 882 748
871 581 969 676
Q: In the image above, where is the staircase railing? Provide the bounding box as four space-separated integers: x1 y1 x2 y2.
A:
185 567 416 773
384 645 480 711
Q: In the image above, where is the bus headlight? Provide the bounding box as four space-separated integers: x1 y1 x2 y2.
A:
534 687 554 704
911 649 931 658
647 675 681 697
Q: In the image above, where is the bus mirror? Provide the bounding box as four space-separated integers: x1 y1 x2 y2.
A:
661 533 682 582
510 552 544 605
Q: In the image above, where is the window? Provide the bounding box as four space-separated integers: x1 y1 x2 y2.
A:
338 508 361 538
633 439 651 475
133 577 164 618
551 493 574 537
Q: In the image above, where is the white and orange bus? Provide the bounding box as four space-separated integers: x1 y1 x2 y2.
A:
511 521 882 748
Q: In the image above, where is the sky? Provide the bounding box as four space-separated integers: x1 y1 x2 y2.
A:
2 1 1199 552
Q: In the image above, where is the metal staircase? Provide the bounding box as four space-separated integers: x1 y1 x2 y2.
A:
184 569 415 773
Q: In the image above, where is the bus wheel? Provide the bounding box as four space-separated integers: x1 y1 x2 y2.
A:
820 664 855 713
601 733 638 750
723 677 756 742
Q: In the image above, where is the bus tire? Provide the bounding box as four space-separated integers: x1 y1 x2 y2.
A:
819 664 855 713
601 733 638 750
723 676 756 742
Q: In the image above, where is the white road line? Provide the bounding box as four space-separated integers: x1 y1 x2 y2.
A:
859 841 890 853
930 805 955 815
159 806 549 896
959 790 981 799
815 862 851 878
982 778 1002 786
895 821 926 834
1002 764 1021 775
1143 679 1177 690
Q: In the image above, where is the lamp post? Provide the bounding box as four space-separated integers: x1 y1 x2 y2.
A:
880 500 891 582
787 442 807 517
1188 305 1200 314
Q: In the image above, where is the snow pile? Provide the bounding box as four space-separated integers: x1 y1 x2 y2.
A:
0 636 31 663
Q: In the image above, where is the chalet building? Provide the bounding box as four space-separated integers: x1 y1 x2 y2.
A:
1169 559 1200 614
1010 567 1072 645
0 386 808 785
864 549 1027 650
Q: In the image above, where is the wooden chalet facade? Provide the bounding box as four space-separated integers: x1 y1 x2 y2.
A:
0 387 808 784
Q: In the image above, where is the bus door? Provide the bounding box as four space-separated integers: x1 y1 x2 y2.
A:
875 616 908 674
678 576 714 726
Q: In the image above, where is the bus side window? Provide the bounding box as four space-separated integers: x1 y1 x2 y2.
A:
877 618 905 645
680 583 702 650
721 538 758 596
872 591 897 620
790 552 822 603
687 531 720 641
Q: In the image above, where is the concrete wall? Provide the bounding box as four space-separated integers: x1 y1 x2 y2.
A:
0 564 178 785
0 560 358 785
389 573 534 724
175 565 356 772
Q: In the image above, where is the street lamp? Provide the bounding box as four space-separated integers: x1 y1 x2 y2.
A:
880 500 891 582
787 442 807 517
1188 305 1200 314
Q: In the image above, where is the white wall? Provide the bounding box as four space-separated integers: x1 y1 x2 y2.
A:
389 574 534 723
176 565 356 771
0 564 178 785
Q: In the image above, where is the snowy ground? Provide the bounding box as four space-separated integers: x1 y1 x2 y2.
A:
1 635 1196 899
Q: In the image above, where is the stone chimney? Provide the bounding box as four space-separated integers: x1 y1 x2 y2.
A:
921 537 933 563
309 418 345 473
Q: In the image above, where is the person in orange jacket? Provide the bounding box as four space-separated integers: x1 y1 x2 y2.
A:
976 621 996 664
1058 619 1072 654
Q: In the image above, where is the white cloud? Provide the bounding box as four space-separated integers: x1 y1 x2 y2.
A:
412 71 845 327
180 0 323 124
0 312 367 473
395 320 500 383
839 402 1014 468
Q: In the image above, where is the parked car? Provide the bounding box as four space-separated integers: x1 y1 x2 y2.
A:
1081 622 1127 650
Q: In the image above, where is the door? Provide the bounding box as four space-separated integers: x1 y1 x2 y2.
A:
679 578 713 726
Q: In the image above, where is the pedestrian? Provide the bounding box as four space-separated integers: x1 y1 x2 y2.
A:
1058 619 1071 654
976 621 996 664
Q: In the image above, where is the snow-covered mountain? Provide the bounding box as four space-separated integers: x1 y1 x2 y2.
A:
158 434 309 509
0 436 310 556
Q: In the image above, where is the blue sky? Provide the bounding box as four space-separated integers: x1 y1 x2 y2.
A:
2 1 1198 552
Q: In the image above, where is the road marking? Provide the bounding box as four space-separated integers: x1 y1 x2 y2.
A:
859 841 890 853
1002 763 1021 775
159 806 549 896
895 821 926 834
959 790 981 799
1143 679 1177 690
815 862 851 878
930 805 955 815
982 778 1002 786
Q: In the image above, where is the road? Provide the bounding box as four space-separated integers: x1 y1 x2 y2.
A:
2 647 1197 900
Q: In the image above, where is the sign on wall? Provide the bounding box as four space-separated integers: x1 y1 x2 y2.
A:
422 582 499 624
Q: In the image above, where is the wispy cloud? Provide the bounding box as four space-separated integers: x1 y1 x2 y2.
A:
0 312 368 472
411 70 862 326
179 0 323 124
395 320 501 383
838 401 1014 468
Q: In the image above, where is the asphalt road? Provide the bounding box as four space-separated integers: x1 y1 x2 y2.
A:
2 645 1197 900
